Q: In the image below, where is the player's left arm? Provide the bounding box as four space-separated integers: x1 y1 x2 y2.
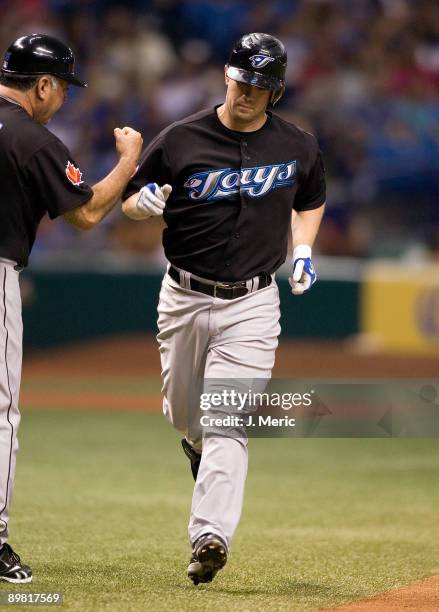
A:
289 134 326 296
289 203 325 295
292 203 325 249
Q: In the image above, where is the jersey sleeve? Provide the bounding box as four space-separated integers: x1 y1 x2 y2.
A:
23 138 93 219
122 132 172 200
293 147 326 212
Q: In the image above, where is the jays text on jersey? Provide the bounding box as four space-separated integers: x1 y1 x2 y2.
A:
124 106 326 282
0 97 93 267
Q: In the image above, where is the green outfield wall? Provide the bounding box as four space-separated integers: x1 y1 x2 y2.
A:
22 270 359 348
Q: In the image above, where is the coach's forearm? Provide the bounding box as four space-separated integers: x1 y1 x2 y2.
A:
291 203 325 248
64 158 137 230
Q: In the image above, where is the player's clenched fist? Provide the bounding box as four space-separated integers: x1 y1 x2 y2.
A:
289 244 317 295
136 183 172 218
114 126 143 166
122 182 172 220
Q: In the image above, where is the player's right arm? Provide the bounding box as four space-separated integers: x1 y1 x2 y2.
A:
121 130 173 220
63 127 143 230
122 183 172 221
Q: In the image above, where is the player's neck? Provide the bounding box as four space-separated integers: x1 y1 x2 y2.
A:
217 104 267 133
0 86 34 118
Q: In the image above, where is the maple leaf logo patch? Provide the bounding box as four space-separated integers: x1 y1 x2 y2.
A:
65 161 83 186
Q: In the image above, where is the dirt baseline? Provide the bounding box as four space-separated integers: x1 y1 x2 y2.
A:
23 334 439 378
21 334 439 412
323 575 439 610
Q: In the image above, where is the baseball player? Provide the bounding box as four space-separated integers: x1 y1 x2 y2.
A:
0 34 142 582
122 33 325 584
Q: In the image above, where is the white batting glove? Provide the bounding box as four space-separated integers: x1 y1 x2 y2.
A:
136 183 172 218
289 245 317 296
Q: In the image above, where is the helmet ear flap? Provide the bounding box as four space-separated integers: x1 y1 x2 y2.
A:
270 84 285 105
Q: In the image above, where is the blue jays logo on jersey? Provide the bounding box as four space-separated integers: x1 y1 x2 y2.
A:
249 53 275 69
183 160 296 201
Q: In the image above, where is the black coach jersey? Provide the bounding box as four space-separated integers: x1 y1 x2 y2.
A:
0 97 93 267
124 107 326 282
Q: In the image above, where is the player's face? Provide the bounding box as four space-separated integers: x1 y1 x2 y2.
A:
225 75 271 123
33 76 69 124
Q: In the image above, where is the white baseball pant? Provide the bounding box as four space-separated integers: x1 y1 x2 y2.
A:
157 269 280 549
0 259 22 545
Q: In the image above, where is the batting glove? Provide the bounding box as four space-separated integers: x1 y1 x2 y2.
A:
136 183 172 218
289 244 317 296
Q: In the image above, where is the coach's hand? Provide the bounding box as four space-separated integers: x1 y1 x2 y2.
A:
289 245 317 295
114 127 143 169
135 183 172 218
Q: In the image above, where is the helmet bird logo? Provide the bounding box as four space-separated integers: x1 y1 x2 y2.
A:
65 161 83 186
249 53 275 69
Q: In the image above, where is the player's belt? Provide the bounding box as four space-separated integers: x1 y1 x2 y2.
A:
168 265 272 300
0 257 22 271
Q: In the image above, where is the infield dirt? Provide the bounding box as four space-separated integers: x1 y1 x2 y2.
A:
324 575 439 610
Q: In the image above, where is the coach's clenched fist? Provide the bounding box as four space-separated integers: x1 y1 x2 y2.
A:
114 127 143 172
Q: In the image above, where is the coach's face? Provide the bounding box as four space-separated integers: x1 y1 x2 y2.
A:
225 71 271 124
32 76 68 124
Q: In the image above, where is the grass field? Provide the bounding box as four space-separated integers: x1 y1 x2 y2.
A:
6 407 439 611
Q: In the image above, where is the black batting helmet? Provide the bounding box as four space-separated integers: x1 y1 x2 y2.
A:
1 34 87 87
226 33 287 104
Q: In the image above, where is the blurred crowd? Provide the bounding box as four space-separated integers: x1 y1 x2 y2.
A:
1 0 439 263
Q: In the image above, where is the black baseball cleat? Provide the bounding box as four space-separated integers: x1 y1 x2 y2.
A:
187 533 228 585
0 543 32 583
181 438 201 481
